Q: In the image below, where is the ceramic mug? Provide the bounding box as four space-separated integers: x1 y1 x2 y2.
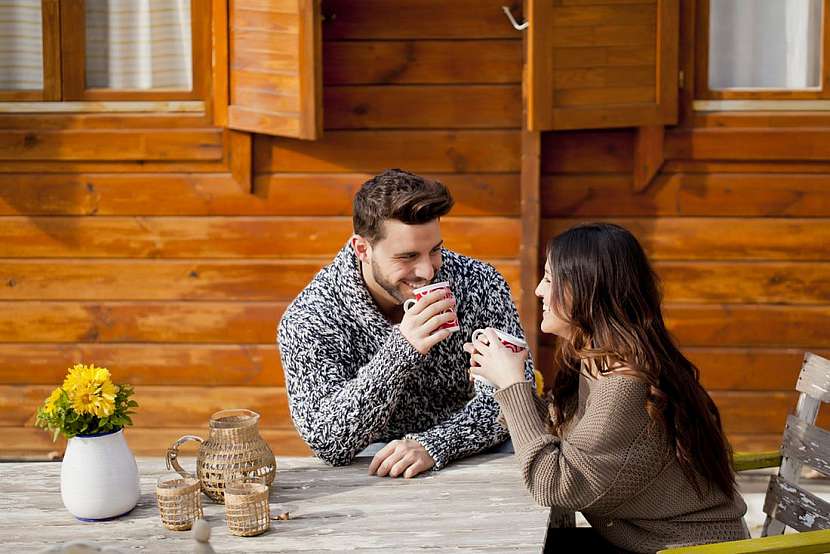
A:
403 281 460 333
470 328 528 387
471 328 528 353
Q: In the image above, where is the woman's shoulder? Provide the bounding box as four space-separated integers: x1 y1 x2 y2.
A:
583 372 651 425
591 368 649 396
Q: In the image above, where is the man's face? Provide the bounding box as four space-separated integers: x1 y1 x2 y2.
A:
362 219 444 304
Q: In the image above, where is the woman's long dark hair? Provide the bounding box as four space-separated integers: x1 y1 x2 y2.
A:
546 223 736 498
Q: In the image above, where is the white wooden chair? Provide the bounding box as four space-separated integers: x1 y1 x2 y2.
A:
661 352 830 553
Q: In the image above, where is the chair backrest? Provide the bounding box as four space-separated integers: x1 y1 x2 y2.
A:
763 352 830 536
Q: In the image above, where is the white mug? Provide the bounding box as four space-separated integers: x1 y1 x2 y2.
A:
403 281 460 333
471 328 528 353
469 328 528 387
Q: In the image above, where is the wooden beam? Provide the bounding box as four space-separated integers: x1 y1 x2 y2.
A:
521 0 542 363
229 129 253 192
41 0 61 102
212 0 229 127
633 125 664 191
520 129 541 359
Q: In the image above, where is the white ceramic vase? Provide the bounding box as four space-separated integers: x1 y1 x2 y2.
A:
60 429 141 521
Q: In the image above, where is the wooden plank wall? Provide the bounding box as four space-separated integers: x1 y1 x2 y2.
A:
539 127 830 452
0 0 524 458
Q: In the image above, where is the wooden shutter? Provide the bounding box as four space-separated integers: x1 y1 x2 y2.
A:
223 0 322 139
527 0 679 131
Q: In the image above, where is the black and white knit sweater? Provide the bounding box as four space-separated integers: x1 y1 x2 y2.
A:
277 243 534 470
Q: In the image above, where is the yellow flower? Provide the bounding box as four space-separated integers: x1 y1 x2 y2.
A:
98 381 117 417
63 363 112 394
44 387 63 415
71 381 116 417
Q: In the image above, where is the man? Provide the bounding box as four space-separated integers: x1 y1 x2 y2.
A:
277 169 534 478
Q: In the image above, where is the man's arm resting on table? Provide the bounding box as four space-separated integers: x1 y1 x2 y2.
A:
278 318 424 466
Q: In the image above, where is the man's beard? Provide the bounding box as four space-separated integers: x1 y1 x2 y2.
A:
370 257 430 304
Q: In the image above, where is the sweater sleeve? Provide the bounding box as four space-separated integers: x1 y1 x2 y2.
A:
405 267 536 470
278 309 425 466
495 378 655 512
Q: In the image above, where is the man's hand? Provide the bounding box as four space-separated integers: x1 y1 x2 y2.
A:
399 291 456 355
368 439 435 479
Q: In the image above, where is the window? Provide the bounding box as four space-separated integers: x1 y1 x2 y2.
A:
0 0 47 99
0 0 209 103
0 0 322 141
697 0 829 100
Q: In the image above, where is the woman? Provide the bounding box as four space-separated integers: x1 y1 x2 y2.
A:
465 223 749 553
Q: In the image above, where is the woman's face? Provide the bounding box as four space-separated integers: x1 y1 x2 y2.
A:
535 260 572 338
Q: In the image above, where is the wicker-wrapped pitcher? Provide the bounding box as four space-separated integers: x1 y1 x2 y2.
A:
166 409 276 503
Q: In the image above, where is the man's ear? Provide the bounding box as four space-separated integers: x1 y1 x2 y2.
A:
351 234 371 263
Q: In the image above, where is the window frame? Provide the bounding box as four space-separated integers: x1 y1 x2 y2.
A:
0 0 210 103
695 0 830 101
0 0 60 101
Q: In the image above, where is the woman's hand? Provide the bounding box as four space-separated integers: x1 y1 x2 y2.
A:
463 328 528 390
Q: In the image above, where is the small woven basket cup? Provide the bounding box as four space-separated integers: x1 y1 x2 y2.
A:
156 475 203 531
224 476 271 537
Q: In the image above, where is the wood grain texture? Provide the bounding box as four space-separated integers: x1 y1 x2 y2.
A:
0 260 521 301
781 415 830 478
541 173 830 217
0 427 310 458
530 1 676 130
257 131 521 173
763 475 830 533
663 305 830 348
540 128 634 173
322 0 519 40
324 85 521 129
0 343 284 386
0 173 520 216
0 301 285 343
2 385 812 438
323 41 522 85
655 262 830 304
666 128 830 161
0 455 549 551
538 347 830 391
0 217 520 258
542 218 830 260
539 304 830 348
0 130 224 161
633 125 664 192
227 0 322 139
0 385 293 428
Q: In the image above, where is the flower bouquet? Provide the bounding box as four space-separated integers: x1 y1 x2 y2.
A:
34 363 141 521
35 363 137 440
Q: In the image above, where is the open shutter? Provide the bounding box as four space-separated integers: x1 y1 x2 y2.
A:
527 0 678 131
224 0 322 139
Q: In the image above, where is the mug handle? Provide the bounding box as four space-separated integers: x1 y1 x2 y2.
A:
403 299 416 312
166 434 204 478
472 328 489 345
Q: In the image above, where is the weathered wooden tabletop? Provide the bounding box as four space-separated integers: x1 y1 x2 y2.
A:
0 453 548 553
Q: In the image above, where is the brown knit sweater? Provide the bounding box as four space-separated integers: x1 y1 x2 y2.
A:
494 375 749 553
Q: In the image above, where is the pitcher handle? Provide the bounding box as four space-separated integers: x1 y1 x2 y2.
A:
166 434 204 478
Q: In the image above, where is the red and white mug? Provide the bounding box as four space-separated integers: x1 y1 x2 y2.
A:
403 281 460 333
470 328 528 386
471 328 528 353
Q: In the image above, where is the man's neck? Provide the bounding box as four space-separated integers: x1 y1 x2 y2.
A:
360 261 405 323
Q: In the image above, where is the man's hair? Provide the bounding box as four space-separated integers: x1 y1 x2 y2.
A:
353 169 454 243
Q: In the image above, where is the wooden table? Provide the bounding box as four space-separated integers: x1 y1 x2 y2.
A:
0 453 549 553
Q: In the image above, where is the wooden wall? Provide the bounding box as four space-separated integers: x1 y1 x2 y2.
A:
2 0 825 459
539 125 830 451
0 0 525 458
